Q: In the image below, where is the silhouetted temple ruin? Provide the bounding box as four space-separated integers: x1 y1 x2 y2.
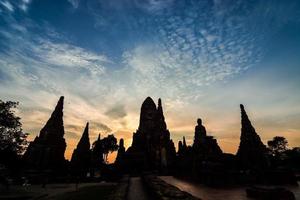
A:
177 136 189 156
91 134 104 167
123 97 176 173
20 96 297 186
176 119 223 184
116 138 125 165
237 104 268 170
193 118 222 158
23 96 67 173
70 122 91 177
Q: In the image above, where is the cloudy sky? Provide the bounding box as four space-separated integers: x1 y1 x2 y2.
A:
1 0 300 161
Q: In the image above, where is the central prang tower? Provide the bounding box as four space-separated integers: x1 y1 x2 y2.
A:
124 97 176 173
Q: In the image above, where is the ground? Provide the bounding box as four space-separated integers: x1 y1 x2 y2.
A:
45 185 115 200
0 182 117 200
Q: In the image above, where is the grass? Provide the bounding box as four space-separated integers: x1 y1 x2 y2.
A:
53 185 116 200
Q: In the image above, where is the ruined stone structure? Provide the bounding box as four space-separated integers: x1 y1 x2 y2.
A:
23 96 67 173
236 104 268 170
175 119 223 180
183 136 187 149
192 118 222 158
116 138 125 165
177 136 189 156
178 141 183 155
70 122 91 177
91 134 105 166
124 97 176 173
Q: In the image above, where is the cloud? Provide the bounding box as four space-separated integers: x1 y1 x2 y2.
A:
0 21 110 97
134 0 175 12
33 40 109 76
0 1 14 12
68 0 80 9
105 104 127 119
0 0 32 12
19 0 31 11
117 1 272 103
93 122 112 134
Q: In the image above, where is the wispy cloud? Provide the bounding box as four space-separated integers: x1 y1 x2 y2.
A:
33 40 109 76
0 1 13 12
19 0 31 11
0 0 32 12
134 0 175 13
68 0 80 9
105 104 127 119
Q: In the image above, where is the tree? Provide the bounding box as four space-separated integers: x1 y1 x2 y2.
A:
267 136 288 157
0 100 28 156
91 134 118 165
101 135 118 164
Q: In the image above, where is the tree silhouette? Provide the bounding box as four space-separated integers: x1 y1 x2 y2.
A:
92 134 118 164
101 134 118 163
267 136 288 157
0 100 28 157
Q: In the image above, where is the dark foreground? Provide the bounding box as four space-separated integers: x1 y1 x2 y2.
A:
161 176 300 200
1 176 299 200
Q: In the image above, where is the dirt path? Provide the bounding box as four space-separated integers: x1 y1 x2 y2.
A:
127 177 152 200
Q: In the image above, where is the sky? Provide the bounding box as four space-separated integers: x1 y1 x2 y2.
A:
0 0 300 162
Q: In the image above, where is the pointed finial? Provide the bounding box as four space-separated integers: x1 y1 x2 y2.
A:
57 96 64 107
183 136 187 147
158 98 162 107
119 138 124 147
59 96 64 101
240 104 249 119
76 122 90 149
52 96 64 115
240 104 244 110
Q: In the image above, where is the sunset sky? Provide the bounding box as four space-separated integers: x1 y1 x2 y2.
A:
0 0 300 162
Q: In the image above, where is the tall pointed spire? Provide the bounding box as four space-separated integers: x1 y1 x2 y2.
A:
39 96 65 139
183 136 187 148
237 104 268 169
238 104 264 145
157 98 163 115
240 104 256 137
71 122 91 177
178 141 183 154
116 138 125 165
23 96 67 173
76 122 90 151
157 98 167 130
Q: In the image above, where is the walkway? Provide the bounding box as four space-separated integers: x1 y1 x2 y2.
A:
127 177 152 200
160 176 300 200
